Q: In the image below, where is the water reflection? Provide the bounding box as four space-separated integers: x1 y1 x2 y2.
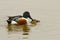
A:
7 20 40 35
7 24 30 35
22 24 30 35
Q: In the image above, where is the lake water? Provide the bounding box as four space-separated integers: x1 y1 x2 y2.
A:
0 0 60 40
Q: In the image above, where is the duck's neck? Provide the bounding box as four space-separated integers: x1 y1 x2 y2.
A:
23 15 33 21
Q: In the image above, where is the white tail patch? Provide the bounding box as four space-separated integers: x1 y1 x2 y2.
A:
11 21 17 24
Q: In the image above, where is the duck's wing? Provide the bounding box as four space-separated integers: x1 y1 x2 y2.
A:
7 15 23 18
12 15 23 18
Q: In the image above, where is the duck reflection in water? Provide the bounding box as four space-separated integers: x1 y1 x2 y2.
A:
7 24 30 35
7 11 40 35
7 20 40 35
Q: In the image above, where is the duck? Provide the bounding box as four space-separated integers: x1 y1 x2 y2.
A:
7 11 40 25
7 11 33 25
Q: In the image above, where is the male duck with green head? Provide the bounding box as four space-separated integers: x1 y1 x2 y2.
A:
7 11 40 25
7 11 40 24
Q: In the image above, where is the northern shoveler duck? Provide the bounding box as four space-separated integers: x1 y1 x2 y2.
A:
7 11 33 25
7 11 40 25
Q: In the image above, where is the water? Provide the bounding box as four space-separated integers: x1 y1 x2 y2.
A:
0 0 60 40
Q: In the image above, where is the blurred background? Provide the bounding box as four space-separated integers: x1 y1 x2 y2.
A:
0 0 60 40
